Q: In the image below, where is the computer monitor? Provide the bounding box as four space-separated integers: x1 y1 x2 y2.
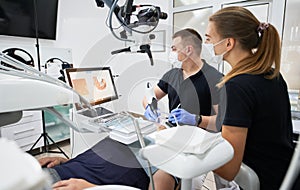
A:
65 67 118 108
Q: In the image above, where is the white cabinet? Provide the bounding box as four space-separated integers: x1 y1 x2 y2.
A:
0 111 43 151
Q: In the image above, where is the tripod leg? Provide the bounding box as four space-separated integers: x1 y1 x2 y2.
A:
28 134 44 152
45 133 69 159
44 133 51 152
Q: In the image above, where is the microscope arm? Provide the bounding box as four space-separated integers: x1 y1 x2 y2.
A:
139 44 153 66
96 0 168 66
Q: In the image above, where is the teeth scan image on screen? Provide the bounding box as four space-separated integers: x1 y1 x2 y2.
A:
66 67 118 106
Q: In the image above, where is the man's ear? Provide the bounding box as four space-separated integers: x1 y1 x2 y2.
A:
186 45 193 55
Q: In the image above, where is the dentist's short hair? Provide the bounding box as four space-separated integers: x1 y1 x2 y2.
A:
172 28 203 55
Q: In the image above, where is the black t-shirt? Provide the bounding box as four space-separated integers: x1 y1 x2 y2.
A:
157 61 223 116
217 73 295 189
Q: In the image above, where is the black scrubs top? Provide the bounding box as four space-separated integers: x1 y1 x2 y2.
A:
217 73 297 189
157 60 223 116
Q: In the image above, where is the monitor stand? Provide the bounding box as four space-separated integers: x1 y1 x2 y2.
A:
79 107 113 118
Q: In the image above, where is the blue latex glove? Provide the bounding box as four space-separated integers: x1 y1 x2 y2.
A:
144 105 160 121
168 108 196 126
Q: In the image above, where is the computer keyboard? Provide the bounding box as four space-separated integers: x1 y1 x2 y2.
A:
91 112 126 124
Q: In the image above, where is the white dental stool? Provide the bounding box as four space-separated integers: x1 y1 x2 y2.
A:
140 126 234 190
234 163 260 190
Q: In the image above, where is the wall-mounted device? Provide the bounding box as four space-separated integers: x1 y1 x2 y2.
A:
45 58 72 82
1 48 34 70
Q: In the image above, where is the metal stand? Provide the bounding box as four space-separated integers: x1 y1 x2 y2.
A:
28 119 69 159
127 112 155 190
27 0 69 159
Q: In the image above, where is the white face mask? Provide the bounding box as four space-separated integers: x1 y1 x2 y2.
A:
168 51 182 68
201 39 227 65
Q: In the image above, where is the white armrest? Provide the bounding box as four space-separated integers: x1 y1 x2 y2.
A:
140 126 234 179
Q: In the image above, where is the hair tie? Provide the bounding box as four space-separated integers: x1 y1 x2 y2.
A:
257 22 269 33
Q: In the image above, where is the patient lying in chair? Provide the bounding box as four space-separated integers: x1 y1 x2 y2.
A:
39 137 150 190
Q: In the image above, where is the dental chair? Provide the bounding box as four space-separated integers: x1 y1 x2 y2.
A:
140 126 234 190
1 52 234 190
0 52 145 190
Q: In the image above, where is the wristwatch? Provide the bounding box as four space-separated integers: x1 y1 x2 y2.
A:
195 115 202 126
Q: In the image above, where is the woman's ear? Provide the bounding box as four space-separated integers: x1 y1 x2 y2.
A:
227 38 235 50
